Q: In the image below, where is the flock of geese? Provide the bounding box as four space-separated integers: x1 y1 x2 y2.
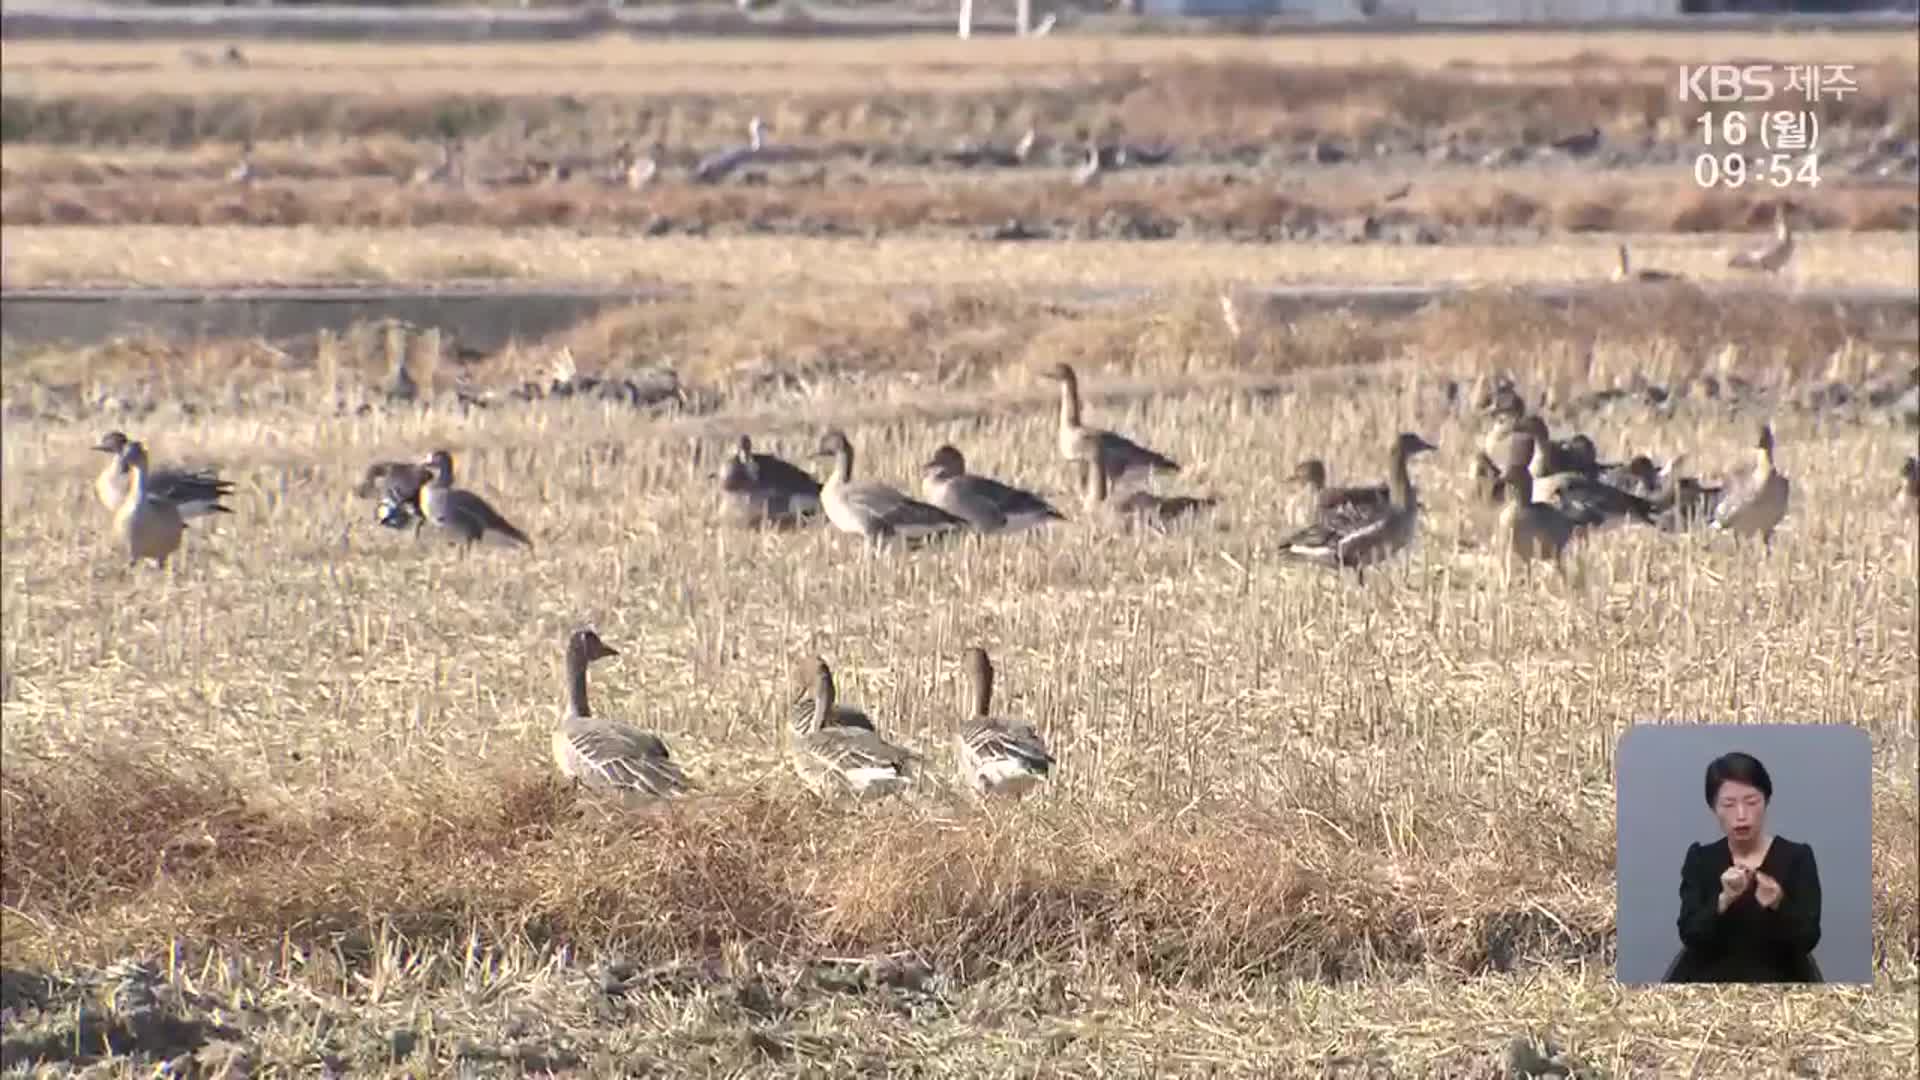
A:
83 363 1918 806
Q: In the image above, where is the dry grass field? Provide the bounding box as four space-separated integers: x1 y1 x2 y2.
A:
3 25 1919 1080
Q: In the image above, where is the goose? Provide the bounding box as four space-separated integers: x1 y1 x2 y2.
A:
1470 452 1511 504
693 116 768 184
226 141 255 186
1478 398 1533 474
1518 415 1605 480
417 449 534 551
354 460 431 532
1040 363 1180 484
1709 424 1791 546
919 444 1066 534
550 628 692 800
1523 436 1659 530
92 431 234 519
1291 458 1393 520
1613 242 1681 283
1728 209 1795 274
1277 432 1436 581
410 139 460 187
788 658 914 800
1497 464 1577 580
1072 144 1103 187
1653 474 1726 532
814 430 969 543
954 647 1053 800
1600 455 1665 497
718 434 822 528
1897 456 1920 516
1079 452 1216 531
111 441 193 569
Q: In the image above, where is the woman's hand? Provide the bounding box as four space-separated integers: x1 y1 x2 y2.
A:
1718 864 1753 911
1753 870 1783 909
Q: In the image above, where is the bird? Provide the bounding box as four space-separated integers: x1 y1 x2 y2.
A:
1613 242 1682 283
1727 208 1795 274
692 115 769 184
717 434 822 529
1653 474 1727 533
1709 424 1792 547
1897 456 1919 516
954 647 1054 800
1079 452 1216 532
225 141 255 186
919 444 1066 534
1072 144 1103 187
550 628 692 801
1523 437 1659 531
1291 458 1393 521
788 658 914 801
1517 415 1606 480
1495 465 1577 581
814 430 970 544
354 460 432 532
92 431 234 519
1040 363 1180 485
410 138 461 187
1600 455 1667 497
1277 432 1436 582
417 449 534 552
110 441 195 569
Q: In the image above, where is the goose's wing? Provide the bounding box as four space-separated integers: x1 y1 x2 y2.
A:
750 452 822 497
962 718 1054 775
800 726 915 783
1708 470 1761 528
1554 475 1656 526
442 489 533 547
1277 500 1389 566
1316 483 1391 518
788 693 875 732
962 475 1065 521
846 482 969 533
146 466 235 512
562 720 691 796
1094 429 1181 473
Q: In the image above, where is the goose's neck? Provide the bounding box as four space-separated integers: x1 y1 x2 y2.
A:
1057 379 1082 429
831 445 854 486
565 650 592 719
127 461 149 500
1083 459 1108 507
1755 445 1775 475
1387 448 1414 507
970 664 993 718
811 673 834 734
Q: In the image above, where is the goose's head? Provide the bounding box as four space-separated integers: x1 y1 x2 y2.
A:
1394 432 1440 459
93 430 131 455
922 444 966 482
419 449 455 482
1038 362 1079 388
568 627 620 666
813 430 852 460
1291 459 1328 489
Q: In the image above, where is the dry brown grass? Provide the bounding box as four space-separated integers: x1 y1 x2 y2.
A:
4 226 1917 291
1 284 1916 1072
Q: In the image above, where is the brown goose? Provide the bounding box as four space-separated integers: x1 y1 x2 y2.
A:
954 647 1054 800
920 444 1066 534
718 434 822 529
1079 451 1216 531
93 431 234 519
111 441 193 569
1897 456 1919 516
1613 242 1683 283
550 628 692 799
418 449 533 551
1728 209 1794 274
788 658 914 800
1277 433 1436 582
1040 363 1180 484
1709 424 1791 547
1496 465 1577 580
1291 458 1392 520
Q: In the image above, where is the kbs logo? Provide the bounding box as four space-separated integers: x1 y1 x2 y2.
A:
1678 65 1775 103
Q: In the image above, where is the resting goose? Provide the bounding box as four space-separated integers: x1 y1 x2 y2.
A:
550 628 692 800
1518 416 1605 480
815 430 969 543
1613 242 1683 283
788 658 914 801
1277 432 1436 582
1291 458 1392 520
955 647 1054 800
920 444 1066 534
719 434 822 529
93 431 234 519
418 449 534 551
1080 452 1217 531
1709 424 1791 546
1040 363 1180 485
1497 464 1577 579
1728 210 1794 274
111 441 194 569
1524 437 1658 530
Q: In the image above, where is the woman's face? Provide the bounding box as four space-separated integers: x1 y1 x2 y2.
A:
1712 778 1769 843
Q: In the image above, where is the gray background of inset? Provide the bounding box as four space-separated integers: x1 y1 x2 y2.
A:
1615 724 1874 985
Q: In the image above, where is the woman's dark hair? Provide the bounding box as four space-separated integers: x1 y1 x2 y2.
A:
1704 751 1774 806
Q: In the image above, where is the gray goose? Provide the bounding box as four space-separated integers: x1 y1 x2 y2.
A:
92 431 234 519
1523 437 1659 530
110 441 194 569
954 647 1054 800
1496 465 1577 581
718 434 822 529
1040 363 1180 485
1709 424 1791 547
550 628 692 799
418 449 533 551
788 658 914 801
920 444 1066 534
1079 451 1216 531
1277 432 1436 582
815 430 969 543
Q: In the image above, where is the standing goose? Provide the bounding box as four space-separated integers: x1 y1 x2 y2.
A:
954 647 1054 800
1040 363 1180 484
919 444 1066 534
815 430 969 543
418 449 534 551
1072 144 1103 187
551 628 692 800
1277 432 1436 581
1728 209 1794 274
1523 435 1659 531
1518 416 1605 480
788 658 914 801
1080 452 1216 531
92 431 234 519
111 442 193 569
354 459 432 532
1897 456 1919 516
1496 464 1577 581
1709 424 1792 546
692 115 768 184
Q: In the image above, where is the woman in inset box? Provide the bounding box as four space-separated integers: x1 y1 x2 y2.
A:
1666 752 1824 983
